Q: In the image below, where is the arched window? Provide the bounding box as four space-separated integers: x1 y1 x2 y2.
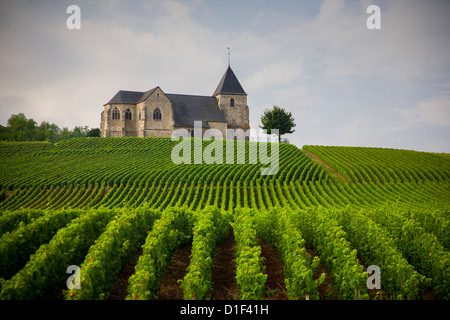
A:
125 108 132 120
153 108 162 120
230 98 235 107
112 107 120 120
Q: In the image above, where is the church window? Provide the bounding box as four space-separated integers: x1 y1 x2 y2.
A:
125 108 132 120
112 107 120 120
230 98 235 107
139 112 141 120
153 108 162 120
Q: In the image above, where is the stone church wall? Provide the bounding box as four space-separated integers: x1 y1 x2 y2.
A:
143 88 174 137
216 94 249 130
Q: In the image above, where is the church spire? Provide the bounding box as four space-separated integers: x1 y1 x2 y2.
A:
227 47 230 67
213 65 247 97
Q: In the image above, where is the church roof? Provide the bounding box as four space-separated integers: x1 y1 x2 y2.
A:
105 90 145 105
104 89 227 127
138 87 159 103
213 66 247 96
167 94 227 128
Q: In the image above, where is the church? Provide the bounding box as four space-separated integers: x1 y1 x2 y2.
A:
100 65 249 138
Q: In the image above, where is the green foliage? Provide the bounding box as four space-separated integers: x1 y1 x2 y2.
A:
303 145 450 184
291 208 369 300
180 207 231 300
0 209 114 300
254 208 325 300
0 209 80 279
0 113 100 143
233 209 267 300
331 207 428 299
363 206 450 299
0 139 449 300
126 207 193 300
260 105 296 142
0 208 46 236
65 206 158 300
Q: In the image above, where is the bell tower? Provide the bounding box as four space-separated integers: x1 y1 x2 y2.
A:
213 64 249 130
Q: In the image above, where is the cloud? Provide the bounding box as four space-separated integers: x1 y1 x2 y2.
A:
244 59 302 92
0 0 226 128
393 96 450 128
279 0 450 80
0 0 449 153
331 116 404 148
418 97 450 127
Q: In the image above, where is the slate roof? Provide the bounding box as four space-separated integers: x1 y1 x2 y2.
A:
138 87 159 103
105 90 146 105
166 94 226 128
104 90 226 128
213 66 247 96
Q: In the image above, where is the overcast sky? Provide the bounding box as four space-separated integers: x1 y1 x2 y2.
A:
1 0 449 152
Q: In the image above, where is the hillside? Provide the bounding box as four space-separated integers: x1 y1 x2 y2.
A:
0 138 449 301
303 145 450 184
0 138 448 211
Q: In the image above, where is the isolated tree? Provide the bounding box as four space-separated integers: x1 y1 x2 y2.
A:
260 105 296 143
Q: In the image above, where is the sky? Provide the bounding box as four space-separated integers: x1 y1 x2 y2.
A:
0 0 449 152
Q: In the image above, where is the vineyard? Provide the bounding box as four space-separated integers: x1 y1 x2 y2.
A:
0 138 449 300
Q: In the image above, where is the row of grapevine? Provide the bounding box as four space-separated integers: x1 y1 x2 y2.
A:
0 209 115 299
0 208 46 236
0 205 448 300
232 208 267 300
303 145 450 183
328 208 427 299
0 183 106 211
361 207 450 299
0 209 80 280
254 208 325 299
1 180 448 215
65 206 158 300
0 138 328 190
126 207 193 300
289 208 369 299
179 207 231 300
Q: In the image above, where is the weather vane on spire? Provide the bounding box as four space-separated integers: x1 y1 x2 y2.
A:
227 47 230 67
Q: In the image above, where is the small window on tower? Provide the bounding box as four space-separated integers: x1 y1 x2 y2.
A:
230 98 235 107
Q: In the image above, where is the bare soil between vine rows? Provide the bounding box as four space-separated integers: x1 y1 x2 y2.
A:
105 230 436 301
107 229 295 300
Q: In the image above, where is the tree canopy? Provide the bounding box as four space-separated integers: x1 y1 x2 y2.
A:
0 113 100 142
260 105 296 142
